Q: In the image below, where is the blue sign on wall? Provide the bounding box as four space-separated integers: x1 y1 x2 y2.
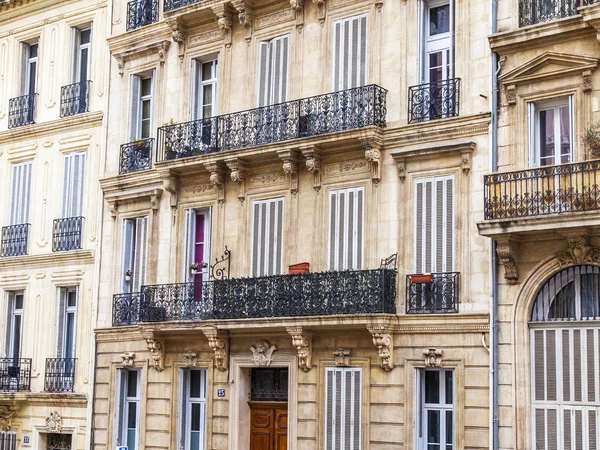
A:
217 388 226 398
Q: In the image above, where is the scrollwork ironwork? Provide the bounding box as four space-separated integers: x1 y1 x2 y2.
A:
127 0 158 30
406 272 459 314
119 138 153 174
52 217 83 252
408 78 460 124
1 224 30 257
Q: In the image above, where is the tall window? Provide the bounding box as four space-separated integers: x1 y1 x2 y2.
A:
72 27 91 84
529 97 573 167
62 152 86 219
251 198 284 277
21 42 38 96
328 187 364 271
9 161 32 226
0 432 17 450
56 288 77 359
116 369 141 450
179 369 207 450
121 217 148 293
420 0 454 85
332 15 367 91
192 59 217 120
257 35 289 107
324 367 362 450
130 72 154 140
4 292 23 362
417 369 454 450
183 209 211 282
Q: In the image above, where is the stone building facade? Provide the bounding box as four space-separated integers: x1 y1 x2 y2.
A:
0 0 107 449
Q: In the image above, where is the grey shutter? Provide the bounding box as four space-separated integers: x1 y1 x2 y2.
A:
337 190 345 270
4 293 14 358
133 217 148 291
179 369 189 450
56 288 66 358
191 60 199 121
252 199 284 276
9 165 22 225
350 18 359 88
415 181 424 273
122 219 135 292
350 369 362 450
325 368 361 450
329 188 364 271
587 329 596 402
355 188 364 270
272 198 284 276
334 369 342 449
130 75 141 140
271 36 288 104
258 42 270 107
445 178 454 271
252 201 261 277
115 370 126 446
10 162 32 225
71 27 80 83
424 180 432 273
72 153 86 217
20 44 28 95
333 21 342 91
329 191 337 271
435 179 444 273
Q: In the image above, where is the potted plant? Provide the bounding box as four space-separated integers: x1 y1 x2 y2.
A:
583 121 600 158
410 273 434 284
125 268 132 282
189 261 208 276
164 144 177 160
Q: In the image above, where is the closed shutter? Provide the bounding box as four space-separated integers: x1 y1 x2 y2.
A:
333 15 368 91
121 219 135 293
183 209 196 282
179 369 189 450
62 152 86 218
0 432 17 450
133 217 148 292
130 75 141 140
115 369 127 447
10 162 32 225
251 198 284 277
71 27 80 83
20 43 28 95
325 367 362 450
56 288 66 358
257 36 288 107
3 293 14 358
328 187 364 271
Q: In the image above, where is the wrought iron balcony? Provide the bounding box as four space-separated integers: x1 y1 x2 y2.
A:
1 224 30 257
406 272 459 314
164 0 204 12
127 0 159 30
113 292 142 326
53 217 84 252
408 78 460 124
484 159 600 220
0 358 31 391
518 0 595 27
8 94 36 128
157 84 387 162
44 358 76 392
119 138 153 174
60 81 91 117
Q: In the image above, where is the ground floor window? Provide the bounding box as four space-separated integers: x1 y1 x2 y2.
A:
324 367 362 450
180 368 207 450
417 368 454 450
116 368 141 450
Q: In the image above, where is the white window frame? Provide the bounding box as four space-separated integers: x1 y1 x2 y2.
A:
419 0 454 84
73 27 91 83
56 287 78 359
6 291 23 361
9 161 33 226
528 96 574 168
192 58 218 121
23 41 38 95
251 198 285 277
179 368 208 450
324 367 362 450
121 217 148 293
332 14 368 91
417 368 455 450
328 186 365 271
139 76 153 139
116 368 141 450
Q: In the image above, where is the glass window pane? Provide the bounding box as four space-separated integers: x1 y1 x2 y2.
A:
127 371 138 397
203 86 213 108
29 44 38 58
67 291 77 308
202 62 213 81
190 430 200 450
427 409 441 443
581 271 600 318
127 428 136 450
425 371 440 404
445 371 453 404
65 313 75 359
429 5 450 36
28 61 37 94
79 48 89 81
202 105 212 120
446 410 453 447
191 403 200 431
190 370 201 398
15 295 23 310
559 105 571 163
539 109 555 166
80 29 91 45
12 315 21 359
127 401 137 428
141 78 152 96
142 100 151 120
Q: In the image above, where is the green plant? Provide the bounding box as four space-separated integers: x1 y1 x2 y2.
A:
583 121 600 157
162 118 176 127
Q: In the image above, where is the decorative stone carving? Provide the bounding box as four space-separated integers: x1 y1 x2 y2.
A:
313 0 326 23
333 348 351 367
583 70 593 93
107 199 118 218
505 84 516 106
287 327 312 372
121 352 135 367
557 235 600 267
225 158 248 202
204 329 229 371
162 173 178 209
232 1 254 43
46 411 62 433
395 158 406 182
166 19 185 60
424 348 443 367
461 149 472 175
0 406 18 431
150 191 162 214
183 351 198 367
496 238 519 284
250 172 287 185
145 338 165 371
368 325 395 371
301 145 323 192
250 340 278 367
374 0 384 9
115 56 125 77
361 137 382 185
213 5 234 48
157 41 170 66
205 162 226 204
278 150 301 195
290 0 304 30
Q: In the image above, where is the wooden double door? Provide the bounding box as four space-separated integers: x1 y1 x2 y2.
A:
249 401 288 450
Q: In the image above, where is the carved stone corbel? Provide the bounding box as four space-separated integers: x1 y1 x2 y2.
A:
225 158 248 202
166 19 185 60
232 1 254 43
0 405 19 431
203 329 229 371
115 56 125 77
461 149 471 175
496 237 519 284
121 352 135 367
290 0 304 31
394 157 406 182
505 84 516 106
141 330 165 371
313 0 326 23
368 325 395 371
333 348 351 367
424 348 443 367
107 198 119 219
157 41 171 66
556 234 600 267
183 351 198 367
161 173 178 209
150 190 162 215
213 5 234 48
301 145 322 192
287 327 312 372
204 161 226 205
583 70 593 93
361 137 382 185
278 150 301 195
374 0 383 9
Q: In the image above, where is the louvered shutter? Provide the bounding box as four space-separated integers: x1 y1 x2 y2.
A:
130 75 141 140
20 44 28 95
258 42 270 107
71 27 80 83
333 16 368 91
3 293 14 358
62 155 72 218
122 219 135 292
191 60 199 121
183 210 196 282
115 370 126 446
179 369 189 450
325 368 362 450
62 152 86 218
56 288 66 358
10 162 32 225
271 36 288 104
133 217 148 291
329 187 365 271
251 198 284 276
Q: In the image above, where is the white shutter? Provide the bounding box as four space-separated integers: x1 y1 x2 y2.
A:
62 152 86 218
183 209 196 282
528 102 537 167
251 198 284 276
325 368 362 450
191 60 199 121
328 187 364 271
20 43 28 95
3 293 14 358
332 16 368 91
130 75 141 140
115 370 126 447
133 217 148 291
271 36 288 104
10 162 32 225
179 369 189 450
258 42 270 107
121 219 135 292
71 27 80 83
56 288 66 358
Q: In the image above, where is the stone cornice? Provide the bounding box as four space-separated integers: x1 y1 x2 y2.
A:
108 23 172 57
0 0 101 20
0 393 87 405
100 170 162 196
0 250 94 271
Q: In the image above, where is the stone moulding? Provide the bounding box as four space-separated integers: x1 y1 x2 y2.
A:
287 327 312 371
367 325 395 371
204 329 229 371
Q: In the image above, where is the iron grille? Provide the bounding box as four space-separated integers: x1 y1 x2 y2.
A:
119 139 153 174
47 433 72 450
60 81 91 117
250 368 288 401
519 0 581 26
406 272 460 314
164 0 204 12
0 432 17 450
112 292 142 326
52 217 83 252
483 159 600 220
408 78 460 124
1 224 30 257
157 84 387 162
8 94 36 128
127 0 158 30
0 358 32 391
44 358 76 392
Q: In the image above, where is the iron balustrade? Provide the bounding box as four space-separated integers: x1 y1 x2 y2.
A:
0 358 31 391
484 160 600 220
52 217 84 252
119 138 153 174
8 94 36 128
518 0 595 26
60 81 91 117
408 78 460 124
406 272 460 314
157 84 387 162
127 0 158 30
164 0 204 12
44 358 76 392
112 292 142 326
1 224 30 257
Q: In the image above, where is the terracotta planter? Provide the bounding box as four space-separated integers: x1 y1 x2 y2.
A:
410 273 434 284
289 262 310 274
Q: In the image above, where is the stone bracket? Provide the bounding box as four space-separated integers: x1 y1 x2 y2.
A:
204 161 227 205
368 325 395 371
287 327 312 372
166 18 186 60
204 328 229 371
360 137 381 185
301 145 322 192
0 403 20 431
212 4 234 48
290 0 304 31
424 348 443 367
120 352 135 367
496 237 519 284
161 172 179 210
225 157 248 202
141 330 165 372
278 150 301 195
231 0 254 43
313 0 326 24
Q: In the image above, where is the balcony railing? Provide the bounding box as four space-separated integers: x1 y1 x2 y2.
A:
60 81 91 117
52 217 84 252
0 358 31 391
406 272 459 314
164 0 203 12
119 138 153 174
484 160 600 220
8 94 36 128
44 358 76 392
127 0 159 30
1 224 30 257
113 292 142 326
518 0 595 26
157 84 387 162
113 268 397 325
408 78 460 124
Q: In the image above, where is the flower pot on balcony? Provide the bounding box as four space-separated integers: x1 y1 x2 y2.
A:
289 262 310 274
125 275 131 282
410 273 434 284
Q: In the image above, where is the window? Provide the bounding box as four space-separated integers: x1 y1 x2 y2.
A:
21 42 38 96
328 187 364 271
332 15 367 91
62 152 86 218
420 0 454 85
192 59 217 120
56 288 77 359
9 161 32 226
72 27 91 84
529 97 573 167
183 209 211 283
258 35 289 107
121 217 148 293
130 72 154 140
179 369 207 450
251 198 284 277
0 432 17 450
414 176 454 273
4 292 23 362
324 367 362 450
417 369 454 450
116 369 141 450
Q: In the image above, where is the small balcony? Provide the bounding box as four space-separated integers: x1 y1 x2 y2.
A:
127 0 159 30
113 292 142 326
52 217 84 252
164 0 203 12
44 358 76 393
0 358 31 392
156 84 387 162
519 0 596 27
119 138 153 174
60 81 91 117
406 272 460 314
8 94 36 128
1 224 30 257
407 78 460 124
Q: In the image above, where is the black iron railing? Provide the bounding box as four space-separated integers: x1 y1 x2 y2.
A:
406 272 459 314
127 0 159 30
0 358 31 391
113 292 142 326
8 94 36 128
1 224 30 257
484 160 600 220
52 217 83 252
119 139 153 174
157 84 387 162
408 78 460 124
44 358 76 392
164 0 204 12
60 81 91 117
518 0 594 26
